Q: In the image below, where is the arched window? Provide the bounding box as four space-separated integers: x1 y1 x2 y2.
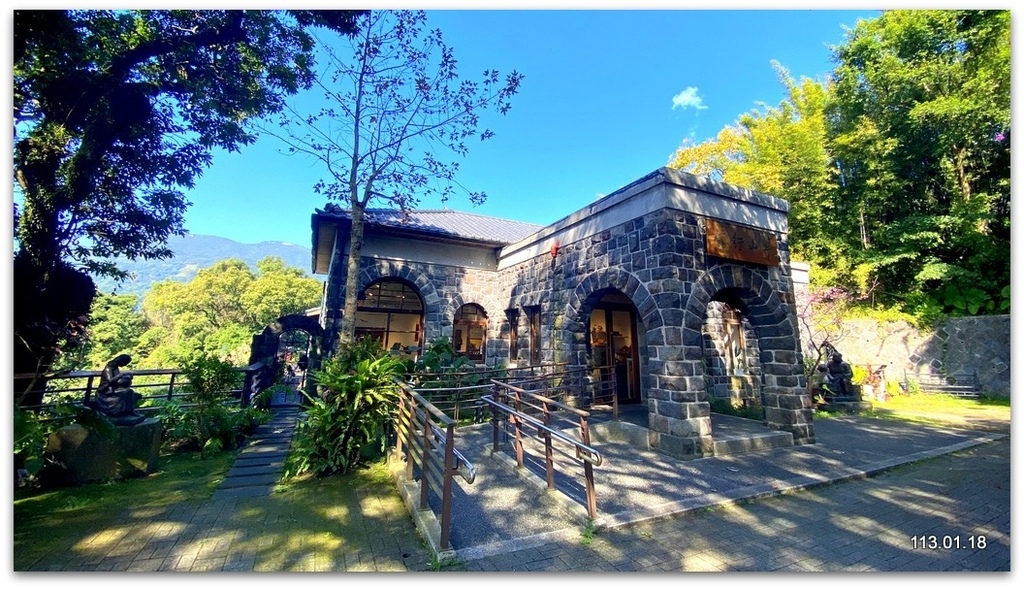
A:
454 304 487 362
356 279 424 356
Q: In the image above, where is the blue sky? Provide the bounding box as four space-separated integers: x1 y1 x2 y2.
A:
183 7 881 247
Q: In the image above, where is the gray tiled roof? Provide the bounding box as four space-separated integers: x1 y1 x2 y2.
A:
319 206 543 245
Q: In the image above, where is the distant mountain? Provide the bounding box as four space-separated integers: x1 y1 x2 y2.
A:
92 234 320 300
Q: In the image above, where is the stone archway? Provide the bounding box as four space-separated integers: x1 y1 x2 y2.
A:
683 264 814 445
249 314 325 406
562 267 656 407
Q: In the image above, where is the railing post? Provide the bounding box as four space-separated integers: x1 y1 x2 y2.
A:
84 375 96 407
241 368 254 408
491 382 502 452
512 390 525 468
440 423 456 550
579 413 598 520
167 373 176 402
612 366 619 421
419 411 432 510
542 397 554 489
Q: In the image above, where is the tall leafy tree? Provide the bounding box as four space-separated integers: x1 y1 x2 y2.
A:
261 10 523 346
72 294 148 371
829 9 1010 314
140 257 323 365
671 10 1009 316
670 62 839 267
12 9 362 404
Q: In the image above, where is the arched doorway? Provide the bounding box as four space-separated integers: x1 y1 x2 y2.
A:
587 291 642 404
703 293 763 415
277 329 312 392
453 303 487 363
355 278 424 358
249 314 324 407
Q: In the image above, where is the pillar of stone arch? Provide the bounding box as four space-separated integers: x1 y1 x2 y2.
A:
680 264 815 446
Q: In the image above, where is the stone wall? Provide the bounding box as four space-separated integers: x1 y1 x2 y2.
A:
789 261 1009 397
499 204 813 458
828 316 1010 397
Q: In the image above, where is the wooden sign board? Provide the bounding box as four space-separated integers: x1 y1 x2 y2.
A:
705 219 780 266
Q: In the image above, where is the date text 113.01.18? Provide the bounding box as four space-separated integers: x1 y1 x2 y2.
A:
911 535 987 550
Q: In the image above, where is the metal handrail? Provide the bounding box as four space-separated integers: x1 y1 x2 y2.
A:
393 381 477 551
14 364 264 413
480 393 603 466
483 378 604 519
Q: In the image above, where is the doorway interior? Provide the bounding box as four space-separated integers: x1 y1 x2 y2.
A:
588 292 641 404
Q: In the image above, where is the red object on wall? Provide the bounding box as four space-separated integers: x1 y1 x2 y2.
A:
550 242 559 258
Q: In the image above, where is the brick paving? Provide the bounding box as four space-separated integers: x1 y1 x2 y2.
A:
14 411 1012 574
459 435 1011 572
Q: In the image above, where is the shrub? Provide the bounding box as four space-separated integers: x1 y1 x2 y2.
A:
285 337 405 477
157 353 269 457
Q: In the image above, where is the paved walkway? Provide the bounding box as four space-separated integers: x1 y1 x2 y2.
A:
14 407 1012 573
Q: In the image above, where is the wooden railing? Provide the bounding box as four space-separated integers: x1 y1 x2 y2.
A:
392 381 477 552
482 378 604 520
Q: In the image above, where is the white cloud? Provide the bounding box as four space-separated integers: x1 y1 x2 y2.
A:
671 87 707 111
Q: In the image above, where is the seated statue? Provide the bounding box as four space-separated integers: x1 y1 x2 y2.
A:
824 351 856 399
92 354 145 426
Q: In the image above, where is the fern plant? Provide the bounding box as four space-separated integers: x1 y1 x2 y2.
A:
285 337 404 477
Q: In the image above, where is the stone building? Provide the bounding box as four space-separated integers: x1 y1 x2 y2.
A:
310 167 815 459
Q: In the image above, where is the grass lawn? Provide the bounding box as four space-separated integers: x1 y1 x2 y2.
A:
817 391 1011 433
13 450 429 572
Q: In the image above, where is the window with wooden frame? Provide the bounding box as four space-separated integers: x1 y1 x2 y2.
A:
525 305 541 366
454 303 487 362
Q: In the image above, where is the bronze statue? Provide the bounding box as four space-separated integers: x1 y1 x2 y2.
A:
92 354 145 425
824 351 855 398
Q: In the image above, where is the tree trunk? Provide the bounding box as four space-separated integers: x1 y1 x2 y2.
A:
339 203 366 346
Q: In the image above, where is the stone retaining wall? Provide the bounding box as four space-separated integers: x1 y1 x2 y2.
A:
789 262 1009 397
829 316 1010 397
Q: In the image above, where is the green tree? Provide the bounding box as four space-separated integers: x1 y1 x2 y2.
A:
13 9 361 405
262 10 523 346
670 63 839 268
828 9 1010 314
73 294 148 371
243 257 324 327
140 257 323 365
670 10 1010 316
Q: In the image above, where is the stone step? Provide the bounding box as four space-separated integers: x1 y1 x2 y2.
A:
213 484 277 500
219 472 281 488
226 463 284 478
712 430 793 457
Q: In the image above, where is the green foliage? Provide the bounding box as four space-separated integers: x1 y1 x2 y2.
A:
12 10 360 384
157 353 269 457
285 338 405 477
414 337 478 375
52 293 148 371
138 256 322 366
828 10 1010 316
580 518 597 546
671 10 1010 322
